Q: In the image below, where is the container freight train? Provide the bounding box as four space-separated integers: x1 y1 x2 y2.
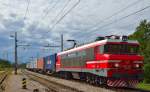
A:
26 36 144 88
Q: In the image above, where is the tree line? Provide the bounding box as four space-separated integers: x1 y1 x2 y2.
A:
129 20 150 83
0 59 12 71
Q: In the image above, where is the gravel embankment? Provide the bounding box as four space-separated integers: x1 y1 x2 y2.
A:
25 70 115 92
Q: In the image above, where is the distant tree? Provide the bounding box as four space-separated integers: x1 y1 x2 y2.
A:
129 20 150 64
18 63 26 69
0 59 12 70
144 64 150 83
129 20 150 83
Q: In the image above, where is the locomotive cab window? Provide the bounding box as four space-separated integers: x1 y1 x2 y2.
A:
101 44 139 55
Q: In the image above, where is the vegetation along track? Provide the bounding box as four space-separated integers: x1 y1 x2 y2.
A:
22 70 84 92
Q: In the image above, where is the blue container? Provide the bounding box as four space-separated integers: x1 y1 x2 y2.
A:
44 54 57 73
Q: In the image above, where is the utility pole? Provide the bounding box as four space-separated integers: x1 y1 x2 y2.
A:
61 34 64 51
10 32 30 75
14 32 18 75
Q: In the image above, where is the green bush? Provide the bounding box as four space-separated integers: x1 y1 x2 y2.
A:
0 59 12 71
144 64 150 83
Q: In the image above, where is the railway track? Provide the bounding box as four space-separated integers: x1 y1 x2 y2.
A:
23 70 150 92
71 78 150 92
22 70 84 92
0 71 8 91
67 77 150 92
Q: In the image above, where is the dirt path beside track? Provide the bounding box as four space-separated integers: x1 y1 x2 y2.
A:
4 71 49 92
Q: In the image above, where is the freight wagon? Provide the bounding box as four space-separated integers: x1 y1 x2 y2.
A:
26 62 30 69
26 59 37 71
33 59 37 70
44 54 57 73
37 58 44 72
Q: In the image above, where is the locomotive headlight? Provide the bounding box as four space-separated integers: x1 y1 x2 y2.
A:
135 64 140 68
114 63 119 68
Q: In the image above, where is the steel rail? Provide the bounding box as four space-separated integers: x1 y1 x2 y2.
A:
22 70 83 92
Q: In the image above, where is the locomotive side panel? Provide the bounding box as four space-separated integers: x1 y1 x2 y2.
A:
60 47 95 68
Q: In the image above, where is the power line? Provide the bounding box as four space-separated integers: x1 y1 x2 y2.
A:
43 0 54 14
34 0 71 40
26 0 80 41
91 0 142 29
48 0 71 27
42 0 58 20
77 5 150 40
89 5 150 33
41 0 80 40
86 22 141 41
20 0 80 42
73 0 142 38
21 0 58 34
24 0 30 20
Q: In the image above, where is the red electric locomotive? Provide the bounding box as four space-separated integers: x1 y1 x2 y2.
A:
56 36 144 87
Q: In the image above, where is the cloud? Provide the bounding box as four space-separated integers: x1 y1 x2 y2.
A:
0 0 150 62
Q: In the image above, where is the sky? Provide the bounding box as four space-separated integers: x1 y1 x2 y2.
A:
0 0 150 63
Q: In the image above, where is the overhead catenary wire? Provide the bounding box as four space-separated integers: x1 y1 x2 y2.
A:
49 0 80 32
40 0 80 40
19 0 70 41
73 0 143 38
85 21 142 41
22 0 58 34
32 0 71 39
89 5 150 33
22 0 80 50
26 0 80 41
18 0 60 43
43 0 54 15
48 0 71 28
78 5 150 40
74 6 150 41
90 0 142 29
42 0 58 20
24 0 30 20
22 0 148 46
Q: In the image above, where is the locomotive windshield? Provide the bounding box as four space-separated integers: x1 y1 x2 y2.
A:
103 44 139 55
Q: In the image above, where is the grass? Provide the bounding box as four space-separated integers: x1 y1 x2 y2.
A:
137 82 150 91
0 68 13 75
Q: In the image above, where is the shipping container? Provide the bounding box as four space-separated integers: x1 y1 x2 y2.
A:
37 57 44 70
44 54 57 73
26 62 30 69
29 61 34 69
33 59 37 69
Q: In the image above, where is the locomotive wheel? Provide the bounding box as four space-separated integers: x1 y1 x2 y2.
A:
94 76 100 86
86 75 90 83
63 72 72 79
86 74 95 85
86 74 106 86
66 72 73 79
90 76 93 84
64 72 67 79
